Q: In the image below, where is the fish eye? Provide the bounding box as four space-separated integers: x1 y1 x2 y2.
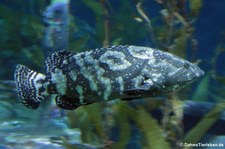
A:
183 62 190 69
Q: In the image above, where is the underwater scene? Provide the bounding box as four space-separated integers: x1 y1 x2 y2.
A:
0 0 225 149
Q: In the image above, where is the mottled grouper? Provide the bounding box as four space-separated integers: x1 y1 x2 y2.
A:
14 45 204 110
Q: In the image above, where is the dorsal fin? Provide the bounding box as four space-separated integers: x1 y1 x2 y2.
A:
44 50 75 74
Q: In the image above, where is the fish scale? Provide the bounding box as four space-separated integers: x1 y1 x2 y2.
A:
14 45 204 110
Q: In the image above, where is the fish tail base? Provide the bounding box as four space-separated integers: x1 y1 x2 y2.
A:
14 64 47 109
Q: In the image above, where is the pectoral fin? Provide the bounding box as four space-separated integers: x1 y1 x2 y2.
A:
122 83 162 99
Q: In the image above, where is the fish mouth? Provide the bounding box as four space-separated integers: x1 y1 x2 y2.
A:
198 69 205 77
185 67 205 83
193 65 205 78
162 66 205 92
181 67 205 87
185 63 205 81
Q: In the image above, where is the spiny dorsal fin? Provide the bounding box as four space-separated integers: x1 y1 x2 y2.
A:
44 50 75 74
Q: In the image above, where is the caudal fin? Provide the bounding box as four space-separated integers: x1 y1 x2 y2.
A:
14 64 47 109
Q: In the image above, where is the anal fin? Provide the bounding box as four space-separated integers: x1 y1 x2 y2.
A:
123 89 146 96
121 96 143 101
55 95 80 110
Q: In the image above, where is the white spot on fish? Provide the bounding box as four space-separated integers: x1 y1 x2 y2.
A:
74 54 98 92
99 50 131 71
133 75 144 88
69 70 78 81
33 73 47 100
168 68 181 77
63 59 68 65
116 76 124 92
151 73 162 83
152 78 158 82
102 79 111 100
144 79 153 86
42 81 50 95
76 85 84 103
128 46 155 60
51 68 67 95
92 61 111 100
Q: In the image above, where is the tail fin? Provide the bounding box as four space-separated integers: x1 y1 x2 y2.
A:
14 64 47 109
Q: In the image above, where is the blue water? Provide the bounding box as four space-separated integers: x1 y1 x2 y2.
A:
0 0 225 148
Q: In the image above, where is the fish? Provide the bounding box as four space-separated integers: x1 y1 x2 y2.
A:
14 45 204 110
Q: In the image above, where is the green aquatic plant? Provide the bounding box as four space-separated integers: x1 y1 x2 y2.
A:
22 46 45 67
110 103 131 149
67 103 106 146
111 102 170 149
0 4 45 78
136 1 156 45
192 75 210 102
66 100 174 148
135 108 170 149
189 0 202 17
81 0 105 45
184 102 225 144
111 0 149 45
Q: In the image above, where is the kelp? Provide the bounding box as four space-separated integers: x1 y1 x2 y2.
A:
192 75 210 102
68 32 90 52
136 1 156 45
66 100 172 148
161 95 184 148
110 103 131 149
171 28 188 59
22 46 45 67
67 103 106 146
135 108 170 149
119 102 170 149
0 4 45 78
189 0 202 16
81 0 105 44
184 102 225 143
110 0 149 45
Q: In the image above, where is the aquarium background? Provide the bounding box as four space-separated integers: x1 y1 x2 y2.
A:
0 0 225 149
